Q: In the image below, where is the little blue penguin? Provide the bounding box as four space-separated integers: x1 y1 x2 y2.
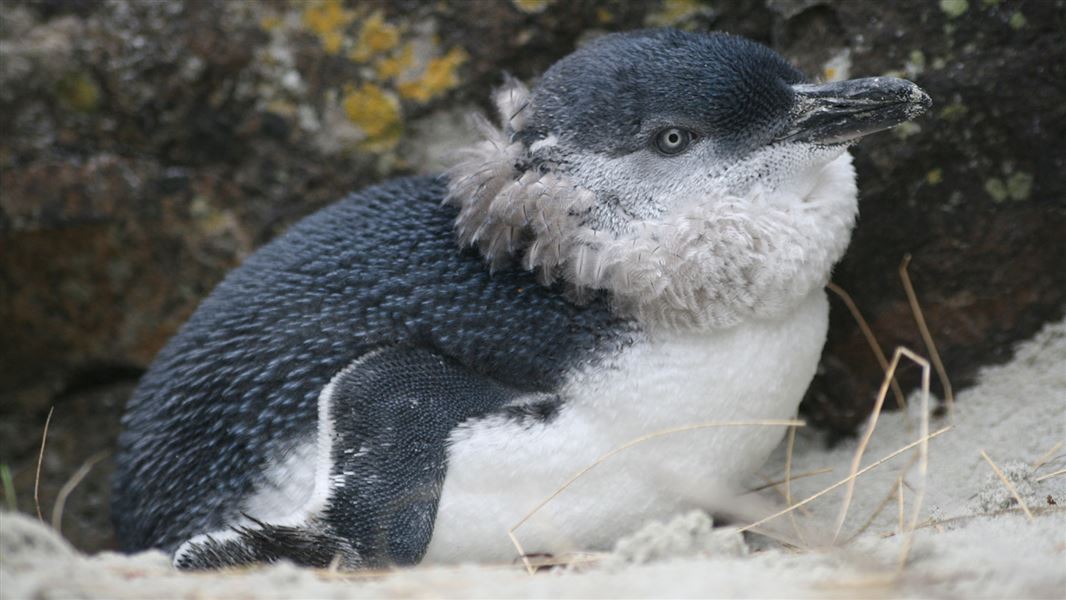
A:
111 28 930 570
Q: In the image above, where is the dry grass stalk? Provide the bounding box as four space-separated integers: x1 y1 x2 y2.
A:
753 473 815 521
513 553 604 571
895 347 931 571
841 480 901 545
909 505 1064 533
784 425 808 547
750 468 833 493
1034 468 1066 483
327 553 343 576
34 405 55 522
508 530 536 575
980 450 1035 521
897 477 905 536
840 453 919 545
832 346 930 542
742 523 808 549
737 425 951 535
899 255 954 418
0 465 15 512
1031 441 1063 470
507 418 804 574
51 451 108 534
827 282 908 412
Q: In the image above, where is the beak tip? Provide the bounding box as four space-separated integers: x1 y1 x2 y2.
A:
908 83 933 116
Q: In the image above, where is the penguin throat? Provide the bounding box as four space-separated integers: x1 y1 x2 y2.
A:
446 80 859 331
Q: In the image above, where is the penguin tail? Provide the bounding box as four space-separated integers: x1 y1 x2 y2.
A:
172 516 362 571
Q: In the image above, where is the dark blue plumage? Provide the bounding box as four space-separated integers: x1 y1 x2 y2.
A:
112 175 632 553
521 29 805 155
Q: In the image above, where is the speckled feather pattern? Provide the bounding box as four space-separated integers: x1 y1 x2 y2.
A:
112 177 633 552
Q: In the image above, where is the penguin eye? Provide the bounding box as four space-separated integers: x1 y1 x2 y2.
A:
653 127 694 155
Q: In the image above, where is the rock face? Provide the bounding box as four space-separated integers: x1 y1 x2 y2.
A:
1 0 1063 551
771 0 1066 431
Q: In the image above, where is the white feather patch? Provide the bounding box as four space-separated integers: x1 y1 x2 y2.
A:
445 80 859 331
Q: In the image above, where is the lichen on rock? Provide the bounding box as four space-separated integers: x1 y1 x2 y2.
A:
342 82 402 148
605 511 748 568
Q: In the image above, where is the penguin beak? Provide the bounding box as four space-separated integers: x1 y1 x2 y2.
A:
776 77 932 145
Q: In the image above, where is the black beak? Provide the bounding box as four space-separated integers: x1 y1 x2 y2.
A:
776 77 932 145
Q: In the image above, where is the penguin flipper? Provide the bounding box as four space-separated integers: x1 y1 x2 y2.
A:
174 345 540 570
320 345 537 567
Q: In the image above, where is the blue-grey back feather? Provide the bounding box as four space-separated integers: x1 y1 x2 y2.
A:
112 176 633 552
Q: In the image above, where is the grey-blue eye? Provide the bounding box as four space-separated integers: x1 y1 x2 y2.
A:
654 127 694 155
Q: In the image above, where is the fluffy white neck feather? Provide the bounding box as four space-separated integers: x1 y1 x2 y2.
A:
446 80 859 331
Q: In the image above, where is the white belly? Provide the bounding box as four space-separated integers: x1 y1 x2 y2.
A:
422 289 830 563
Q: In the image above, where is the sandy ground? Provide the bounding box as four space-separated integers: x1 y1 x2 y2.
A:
2 319 1064 599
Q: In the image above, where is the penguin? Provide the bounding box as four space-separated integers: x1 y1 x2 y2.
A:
111 28 930 570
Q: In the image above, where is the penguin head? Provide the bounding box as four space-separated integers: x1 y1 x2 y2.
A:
448 28 930 330
522 29 804 157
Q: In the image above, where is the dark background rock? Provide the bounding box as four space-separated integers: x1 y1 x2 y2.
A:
1 0 1062 552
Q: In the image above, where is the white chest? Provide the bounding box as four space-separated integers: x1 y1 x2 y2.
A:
423 290 829 563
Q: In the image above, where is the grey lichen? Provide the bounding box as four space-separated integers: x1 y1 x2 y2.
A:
985 172 1034 203
985 178 1009 202
939 0 969 19
604 511 748 568
1005 172 1034 201
973 460 1040 513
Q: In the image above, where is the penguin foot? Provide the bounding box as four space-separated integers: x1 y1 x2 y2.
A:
173 518 362 571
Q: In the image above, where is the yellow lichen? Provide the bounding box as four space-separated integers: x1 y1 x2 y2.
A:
926 168 943 185
375 42 416 80
397 47 467 103
939 102 968 122
350 10 401 63
57 72 100 112
342 83 402 146
265 98 297 117
302 0 356 55
513 0 553 14
893 121 922 140
596 8 614 23
260 15 282 31
645 0 709 28
822 49 851 81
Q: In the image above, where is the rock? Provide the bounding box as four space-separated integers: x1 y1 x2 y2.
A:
0 511 77 567
779 0 1066 431
1 0 1062 550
